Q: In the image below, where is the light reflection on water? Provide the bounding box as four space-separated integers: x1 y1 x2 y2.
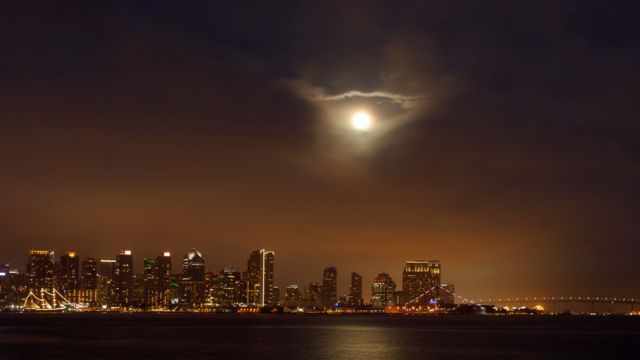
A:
0 314 639 360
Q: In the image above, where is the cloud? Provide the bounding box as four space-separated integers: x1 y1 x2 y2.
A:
282 79 427 110
315 90 426 109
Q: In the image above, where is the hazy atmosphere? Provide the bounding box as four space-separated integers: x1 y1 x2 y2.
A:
2 1 640 300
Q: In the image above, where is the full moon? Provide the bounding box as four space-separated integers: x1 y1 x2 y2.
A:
351 111 372 130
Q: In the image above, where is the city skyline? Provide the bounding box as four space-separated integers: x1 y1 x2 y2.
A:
2 2 639 359
4 244 638 310
2 247 449 304
2 2 639 305
12 244 636 314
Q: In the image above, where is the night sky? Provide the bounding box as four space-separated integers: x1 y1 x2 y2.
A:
2 1 639 300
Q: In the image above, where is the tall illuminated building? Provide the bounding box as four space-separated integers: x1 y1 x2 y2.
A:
98 259 115 278
243 249 275 306
244 251 260 304
59 251 79 301
130 273 144 307
321 266 337 308
0 265 7 303
304 282 322 308
217 268 242 306
154 252 172 308
349 272 363 306
97 259 115 307
205 271 223 306
98 259 115 306
261 250 275 306
0 267 25 309
402 260 441 305
114 250 133 307
273 285 280 305
79 257 97 306
283 285 302 308
143 257 157 308
26 250 55 292
371 273 396 307
181 249 205 308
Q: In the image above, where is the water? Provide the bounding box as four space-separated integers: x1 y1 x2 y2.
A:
0 314 639 359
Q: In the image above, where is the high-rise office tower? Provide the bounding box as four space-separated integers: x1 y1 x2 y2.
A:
243 249 275 306
114 250 133 307
371 273 396 307
272 285 280 305
98 259 115 278
181 249 205 308
0 268 26 309
79 257 97 306
321 266 338 308
130 273 145 307
204 271 224 306
349 272 363 306
143 257 157 308
154 252 172 308
205 268 246 307
206 271 223 305
26 250 55 292
219 268 242 306
260 250 275 306
0 265 7 300
98 259 116 307
304 282 322 308
283 285 302 308
244 251 260 305
59 251 79 301
402 260 441 305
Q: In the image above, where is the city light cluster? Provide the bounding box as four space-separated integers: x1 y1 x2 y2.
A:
0 248 451 313
4 249 636 315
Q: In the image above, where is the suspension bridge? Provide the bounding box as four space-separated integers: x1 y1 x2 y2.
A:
402 285 640 312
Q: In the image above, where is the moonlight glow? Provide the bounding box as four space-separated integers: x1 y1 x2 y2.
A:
351 111 372 130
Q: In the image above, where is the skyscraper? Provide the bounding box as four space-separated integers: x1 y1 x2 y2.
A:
243 249 275 306
154 252 172 309
0 268 26 309
304 282 322 308
349 272 363 306
26 250 55 292
79 257 97 306
98 259 115 307
205 271 220 305
402 260 441 305
98 259 115 278
208 270 237 306
59 251 79 301
272 285 280 305
244 251 260 305
321 266 337 308
143 257 157 308
283 285 302 308
371 273 396 308
114 250 133 307
130 273 144 307
217 268 242 306
181 249 205 308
